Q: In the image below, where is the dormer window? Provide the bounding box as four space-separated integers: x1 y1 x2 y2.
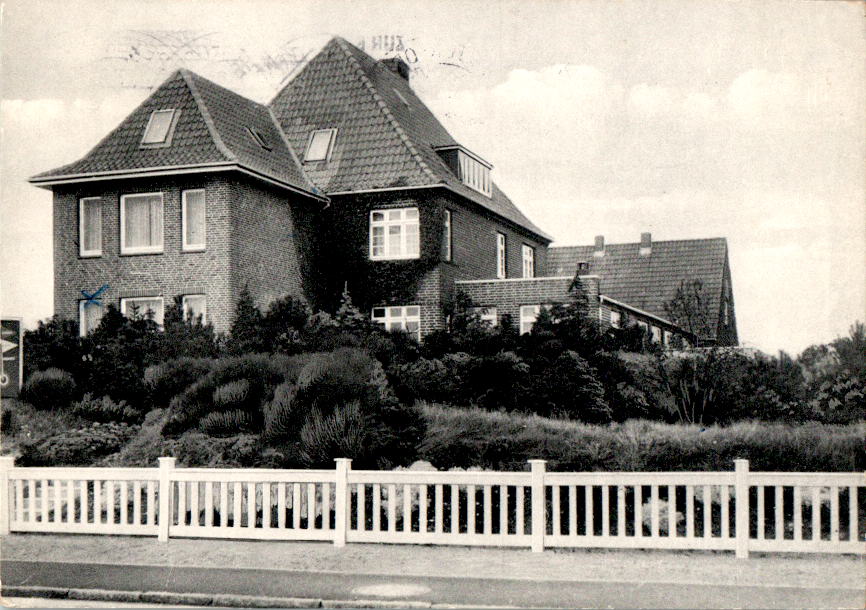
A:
246 127 272 151
435 145 493 197
304 128 337 162
141 109 178 146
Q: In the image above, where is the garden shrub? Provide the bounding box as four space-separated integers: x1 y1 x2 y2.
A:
263 382 301 442
200 409 255 436
299 402 368 467
20 368 78 410
1 404 16 434
99 409 176 467
808 373 865 424
72 393 140 423
173 431 276 468
18 422 138 466
23 317 87 382
530 350 610 422
144 357 215 410
213 379 252 409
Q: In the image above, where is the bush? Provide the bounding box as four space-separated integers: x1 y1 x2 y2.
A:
1 405 15 434
22 317 87 382
173 431 276 468
299 402 368 467
144 357 215 410
72 393 140 423
18 422 138 466
99 409 176 467
263 382 302 442
200 409 255 436
21 368 78 410
418 403 865 472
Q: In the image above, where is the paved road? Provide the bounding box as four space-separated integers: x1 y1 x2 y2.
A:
2 560 862 609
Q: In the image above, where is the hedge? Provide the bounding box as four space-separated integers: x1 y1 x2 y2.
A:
418 403 865 472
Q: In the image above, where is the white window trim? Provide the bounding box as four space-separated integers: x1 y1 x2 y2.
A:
610 310 622 329
519 304 540 335
140 109 179 147
181 189 206 252
496 232 507 279
470 306 498 327
522 244 535 278
371 305 421 341
369 207 420 261
304 128 337 162
79 197 102 257
443 209 452 262
182 294 207 323
120 296 165 325
78 300 104 337
120 192 164 255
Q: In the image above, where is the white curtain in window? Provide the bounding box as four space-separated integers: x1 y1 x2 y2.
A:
184 191 205 247
125 194 162 248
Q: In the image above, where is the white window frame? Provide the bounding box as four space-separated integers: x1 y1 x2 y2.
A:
610 310 622 329
120 192 164 255
369 207 420 260
182 294 207 324
496 232 507 279
519 304 543 335
181 189 206 252
79 197 102 257
371 305 421 341
141 109 178 146
443 209 452 262
470 306 498 327
522 244 535 278
120 296 165 326
651 325 662 343
78 300 105 336
304 128 337 162
457 150 492 197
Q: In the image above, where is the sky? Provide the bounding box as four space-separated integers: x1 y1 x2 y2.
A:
1 0 864 356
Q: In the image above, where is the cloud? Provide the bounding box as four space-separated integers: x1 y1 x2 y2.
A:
627 83 676 118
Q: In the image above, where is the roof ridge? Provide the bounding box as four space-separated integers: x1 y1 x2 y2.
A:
551 237 727 249
180 68 236 162
334 37 441 184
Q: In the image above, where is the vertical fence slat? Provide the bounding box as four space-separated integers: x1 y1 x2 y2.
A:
466 485 475 535
811 487 820 541
568 485 577 536
277 483 286 529
757 485 765 540
250 483 259 529
602 485 610 538
401 484 411 533
292 483 301 530
262 483 271 530
15 480 24 523
482 485 492 536
205 482 214 528
28 480 36 523
650 485 659 538
552 485 560 536
774 486 783 541
418 484 426 534
849 486 858 543
585 485 594 537
685 485 694 539
617 485 625 537
793 486 802 541
450 484 458 534
233 482 242 529
146 481 155 527
634 486 642 538
178 481 186 526
53 479 62 523
92 480 101 525
372 484 381 532
702 485 711 538
356 484 366 532
42 480 51 524
500 485 508 536
133 481 141 526
322 483 331 531
721 485 730 539
307 483 316 530
106 481 116 525
387 484 396 533
219 482 228 528
193 481 202 528
666 485 675 537
516 485 524 537
830 486 839 543
435 484 444 534
120 480 128 526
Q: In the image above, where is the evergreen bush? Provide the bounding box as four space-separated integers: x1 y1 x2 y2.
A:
20 368 78 410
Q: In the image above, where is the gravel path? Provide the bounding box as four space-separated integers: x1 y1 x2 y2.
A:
2 534 862 590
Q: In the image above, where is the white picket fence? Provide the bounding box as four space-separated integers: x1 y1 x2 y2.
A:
0 456 863 558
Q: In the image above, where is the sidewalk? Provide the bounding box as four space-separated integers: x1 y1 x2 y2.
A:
1 534 863 608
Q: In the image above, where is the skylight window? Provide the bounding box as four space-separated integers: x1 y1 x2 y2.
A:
304 128 337 162
246 127 272 151
141 109 177 145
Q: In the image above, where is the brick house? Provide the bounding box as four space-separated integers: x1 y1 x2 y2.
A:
31 37 737 346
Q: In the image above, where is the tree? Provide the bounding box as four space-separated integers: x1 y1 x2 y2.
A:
229 286 264 354
831 322 866 379
664 279 713 342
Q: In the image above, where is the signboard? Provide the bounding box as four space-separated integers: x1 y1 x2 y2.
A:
1 318 23 398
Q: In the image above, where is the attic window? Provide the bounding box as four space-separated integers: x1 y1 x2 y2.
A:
246 127 272 151
141 109 177 146
304 128 337 162
435 145 492 197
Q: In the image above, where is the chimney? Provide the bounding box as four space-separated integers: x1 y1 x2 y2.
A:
593 235 605 258
640 232 652 256
380 57 411 82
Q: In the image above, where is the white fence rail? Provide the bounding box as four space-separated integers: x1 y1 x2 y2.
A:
1 457 863 558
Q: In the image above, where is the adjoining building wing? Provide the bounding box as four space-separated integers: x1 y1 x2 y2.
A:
547 235 737 345
269 37 551 241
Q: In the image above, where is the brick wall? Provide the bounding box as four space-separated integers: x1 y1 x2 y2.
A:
229 177 317 314
53 174 233 332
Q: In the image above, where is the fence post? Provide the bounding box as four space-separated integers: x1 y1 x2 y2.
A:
734 458 749 559
333 458 352 547
0 456 14 535
157 457 176 542
529 459 546 553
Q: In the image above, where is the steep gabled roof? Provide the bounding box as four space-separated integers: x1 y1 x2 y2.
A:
547 237 730 338
269 37 551 241
31 70 323 201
